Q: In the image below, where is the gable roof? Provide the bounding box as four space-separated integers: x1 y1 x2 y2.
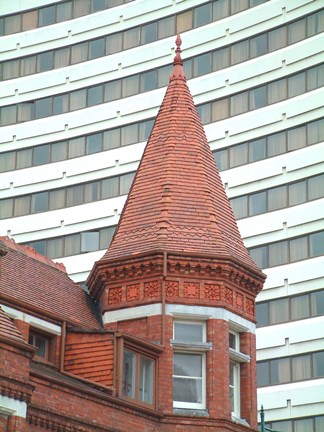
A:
97 36 262 276
0 237 102 329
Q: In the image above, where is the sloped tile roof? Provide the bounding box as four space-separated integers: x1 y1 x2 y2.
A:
0 305 28 345
0 237 102 328
99 36 262 276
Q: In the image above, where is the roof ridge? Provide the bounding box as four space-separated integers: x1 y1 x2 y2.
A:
0 236 66 273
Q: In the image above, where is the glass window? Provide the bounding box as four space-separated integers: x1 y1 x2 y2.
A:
230 196 248 219
256 302 269 327
173 353 203 407
307 64 324 91
47 238 64 259
308 175 324 201
292 354 311 381
57 2 72 22
102 177 119 198
0 152 15 173
140 356 153 404
194 3 212 27
229 143 248 168
267 131 286 157
250 33 267 58
249 191 266 216
0 106 17 126
270 358 290 384
14 195 30 217
249 245 268 268
212 47 230 71
31 192 49 213
103 128 121 150
176 10 193 33
2 59 20 80
139 119 154 141
311 291 324 316
269 241 288 267
53 94 69 115
271 420 292 432
68 137 86 158
124 27 140 49
141 22 157 44
89 38 105 59
17 102 33 122
28 332 50 358
99 226 115 249
257 362 269 386
288 19 306 44
157 64 172 87
4 15 21 35
66 185 84 207
249 138 266 162
212 98 229 122
120 173 135 195
106 33 122 54
140 70 157 92
213 0 230 20
81 231 99 252
123 350 136 398
73 0 90 18
193 53 211 77
315 416 324 431
35 97 52 119
269 298 288 324
86 133 102 154
268 185 287 211
268 26 286 52
289 236 308 262
0 198 14 219
21 56 37 76
197 104 211 124
307 10 324 37
231 40 249 64
174 322 204 343
268 78 287 104
291 294 310 320
309 232 324 257
250 86 267 110
104 80 121 102
33 145 50 166
307 119 324 145
71 42 88 64
22 10 38 31
121 124 137 146
214 149 229 171
158 16 175 39
37 51 54 72
230 92 248 116
231 0 249 14
16 149 32 169
122 75 139 97
49 189 65 210
52 141 68 162
294 418 313 432
39 6 55 26
87 84 103 106
287 126 306 151
288 72 306 98
288 180 307 206
64 233 81 256
70 89 87 111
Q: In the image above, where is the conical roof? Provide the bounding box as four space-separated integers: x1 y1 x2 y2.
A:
100 36 261 275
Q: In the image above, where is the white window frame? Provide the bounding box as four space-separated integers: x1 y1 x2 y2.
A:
171 320 211 410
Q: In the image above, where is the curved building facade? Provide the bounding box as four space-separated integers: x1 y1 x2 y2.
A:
0 0 323 429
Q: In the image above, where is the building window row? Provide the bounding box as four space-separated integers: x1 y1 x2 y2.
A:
256 289 324 327
214 118 324 171
257 350 324 387
248 231 324 269
0 0 134 36
21 225 116 259
197 63 324 125
1 61 322 128
263 414 324 432
0 172 135 220
0 118 154 173
1 8 322 83
230 173 324 220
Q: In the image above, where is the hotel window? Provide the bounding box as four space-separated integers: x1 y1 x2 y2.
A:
171 320 211 410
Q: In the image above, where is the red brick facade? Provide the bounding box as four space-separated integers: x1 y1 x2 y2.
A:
0 37 265 431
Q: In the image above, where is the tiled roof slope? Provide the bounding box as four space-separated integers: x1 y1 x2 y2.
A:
100 36 262 275
0 237 102 328
0 306 28 346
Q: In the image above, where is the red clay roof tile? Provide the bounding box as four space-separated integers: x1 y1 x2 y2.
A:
0 306 28 346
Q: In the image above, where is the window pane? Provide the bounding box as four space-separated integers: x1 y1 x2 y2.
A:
307 10 324 37
21 56 36 77
213 0 230 20
1 106 17 126
88 85 103 106
213 47 230 71
177 10 193 33
70 89 87 111
229 143 248 168
66 185 84 206
104 80 121 102
268 241 288 267
106 33 122 54
269 298 288 324
197 104 211 124
289 236 308 262
84 181 100 203
249 191 266 216
291 294 310 320
250 86 267 110
17 102 33 122
268 26 286 52
288 19 306 45
120 173 135 195
4 15 21 35
158 16 175 39
307 119 324 145
307 64 324 91
16 149 32 169
87 133 102 154
122 75 139 97
81 231 99 252
270 358 290 384
53 94 69 115
268 78 287 104
308 174 324 201
0 152 15 173
271 420 292 432
99 226 115 249
0 198 14 219
22 11 38 31
73 0 90 18
57 2 72 22
193 52 211 77
230 92 248 116
121 124 137 146
257 362 269 386
139 357 153 404
33 145 50 166
288 180 307 206
230 196 248 219
288 72 305 97
141 22 157 44
231 40 249 64
294 419 313 432
47 238 64 259
39 6 55 26
102 177 119 198
249 138 266 162
256 302 269 327
140 70 157 92
37 51 54 72
231 0 249 14
139 119 154 141
14 196 30 216
49 189 65 210
214 149 229 171
268 185 287 211
35 97 52 119
287 126 306 151
249 245 268 268
103 128 121 150
194 3 212 27
267 132 286 157
250 33 267 58
89 38 105 59
311 291 324 316
173 377 202 403
174 322 204 342
292 354 311 380
3 60 20 80
315 416 324 432
122 350 136 398
71 42 88 64
212 98 229 122
64 233 81 256
124 27 140 49
309 232 324 257
158 64 173 87
31 192 49 213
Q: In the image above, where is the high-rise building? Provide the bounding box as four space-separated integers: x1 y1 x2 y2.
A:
0 0 323 430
